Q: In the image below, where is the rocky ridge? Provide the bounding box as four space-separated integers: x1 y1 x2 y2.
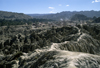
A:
0 23 100 68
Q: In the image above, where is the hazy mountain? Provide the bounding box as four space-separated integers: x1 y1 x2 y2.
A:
27 14 50 17
27 10 100 21
0 11 32 20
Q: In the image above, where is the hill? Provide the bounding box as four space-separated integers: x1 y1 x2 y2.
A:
0 11 32 20
0 11 54 26
0 24 100 68
71 14 90 21
92 17 100 23
27 10 100 21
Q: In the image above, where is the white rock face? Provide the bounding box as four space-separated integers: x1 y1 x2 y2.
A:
18 41 100 68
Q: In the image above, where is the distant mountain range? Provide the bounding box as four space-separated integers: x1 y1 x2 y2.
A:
0 11 54 26
27 10 100 21
0 11 32 20
0 10 100 21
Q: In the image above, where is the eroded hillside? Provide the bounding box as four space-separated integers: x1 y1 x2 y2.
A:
0 23 100 68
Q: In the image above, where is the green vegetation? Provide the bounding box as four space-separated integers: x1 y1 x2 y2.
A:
0 19 53 26
92 17 100 23
71 14 90 21
0 11 32 20
0 11 54 26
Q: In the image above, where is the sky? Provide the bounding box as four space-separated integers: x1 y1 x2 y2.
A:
0 0 100 14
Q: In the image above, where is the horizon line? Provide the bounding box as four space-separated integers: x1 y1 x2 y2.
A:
0 10 100 14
